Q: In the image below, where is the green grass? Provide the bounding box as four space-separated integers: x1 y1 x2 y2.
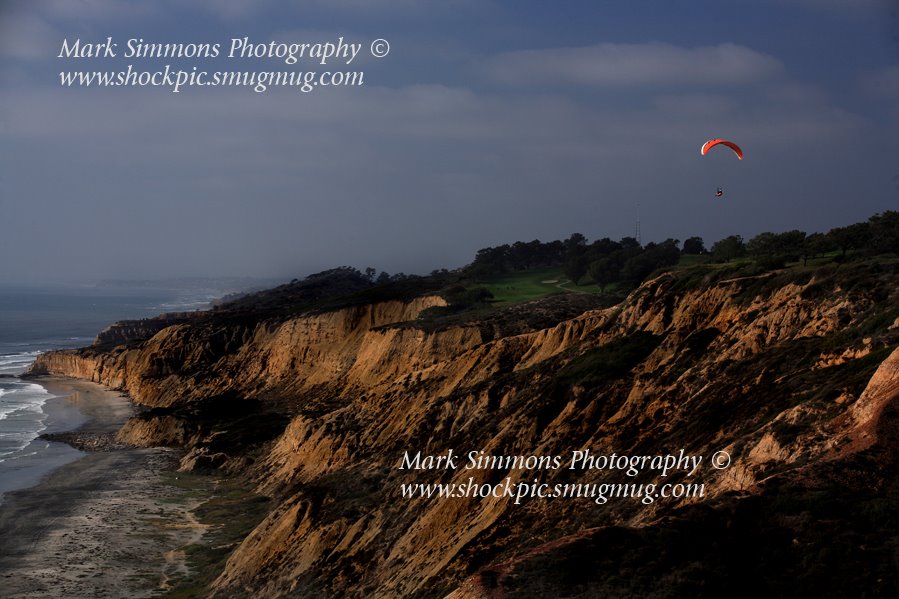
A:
476 267 604 304
676 254 712 267
457 251 894 317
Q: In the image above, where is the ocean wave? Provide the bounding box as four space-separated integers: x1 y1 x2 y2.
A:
0 446 44 463
0 355 35 362
0 351 44 375
0 399 48 422
0 367 28 375
0 356 38 367
0 382 53 421
0 350 44 366
22 382 51 394
1 428 45 443
0 382 51 458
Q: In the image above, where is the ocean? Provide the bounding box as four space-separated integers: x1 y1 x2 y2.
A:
0 284 224 502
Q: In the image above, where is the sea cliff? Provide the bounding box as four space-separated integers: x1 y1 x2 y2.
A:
28 259 899 597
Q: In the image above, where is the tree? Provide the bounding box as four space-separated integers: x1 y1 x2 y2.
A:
563 254 589 285
510 241 537 270
776 230 806 261
564 233 588 258
543 240 566 264
827 223 869 258
711 235 746 262
585 237 621 265
652 239 681 267
589 237 620 256
619 236 641 250
621 239 680 283
682 237 705 255
747 230 805 262
746 232 779 256
467 245 511 277
868 211 899 254
801 233 832 266
620 253 646 283
588 257 621 292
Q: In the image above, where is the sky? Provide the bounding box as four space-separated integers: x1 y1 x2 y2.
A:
1 0 897 283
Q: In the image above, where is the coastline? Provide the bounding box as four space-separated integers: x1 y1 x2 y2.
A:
37 377 135 437
0 377 206 598
0 377 132 502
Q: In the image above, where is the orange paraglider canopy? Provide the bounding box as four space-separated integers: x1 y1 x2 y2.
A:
701 139 743 160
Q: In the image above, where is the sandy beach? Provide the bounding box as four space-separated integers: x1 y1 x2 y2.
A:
0 378 206 598
38 377 136 437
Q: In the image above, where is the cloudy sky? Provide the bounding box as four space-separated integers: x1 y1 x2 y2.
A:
1 0 897 283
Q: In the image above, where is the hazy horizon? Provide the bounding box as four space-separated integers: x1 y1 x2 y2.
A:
2 1 897 284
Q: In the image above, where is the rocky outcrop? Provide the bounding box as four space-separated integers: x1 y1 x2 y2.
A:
93 312 201 346
39 432 127 452
834 345 899 456
114 414 194 447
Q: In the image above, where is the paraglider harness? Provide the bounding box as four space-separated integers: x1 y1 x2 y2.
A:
715 187 723 197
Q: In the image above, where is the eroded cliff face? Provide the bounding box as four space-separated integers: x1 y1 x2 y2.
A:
29 262 899 597
444 344 899 598
30 296 446 409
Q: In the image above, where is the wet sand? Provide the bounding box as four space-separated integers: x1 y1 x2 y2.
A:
38 377 135 435
0 378 204 598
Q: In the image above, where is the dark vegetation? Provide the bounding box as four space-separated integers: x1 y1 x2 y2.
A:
214 266 442 316
556 332 663 389
410 293 619 339
466 210 898 293
196 211 896 333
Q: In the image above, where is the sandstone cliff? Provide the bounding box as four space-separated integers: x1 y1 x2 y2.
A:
31 296 446 409
28 258 899 597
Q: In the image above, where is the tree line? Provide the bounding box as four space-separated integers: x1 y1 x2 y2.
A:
709 211 898 267
464 210 899 290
